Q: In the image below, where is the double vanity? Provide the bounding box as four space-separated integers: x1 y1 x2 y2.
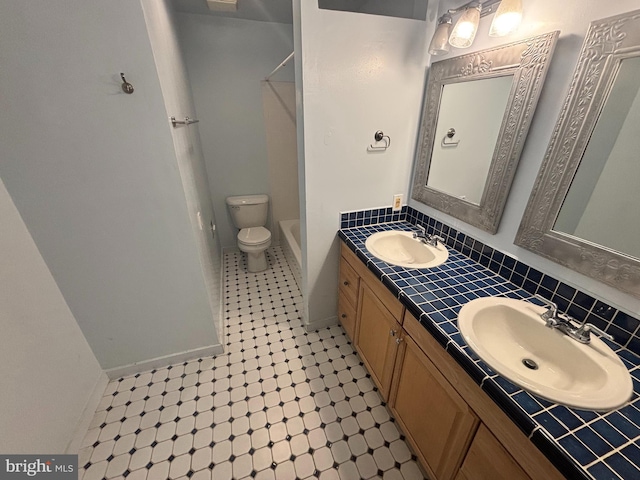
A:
333 7 640 480
337 220 639 480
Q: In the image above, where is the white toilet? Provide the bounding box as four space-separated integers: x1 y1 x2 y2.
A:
226 194 272 273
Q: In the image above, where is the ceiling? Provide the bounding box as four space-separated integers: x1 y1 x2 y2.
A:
171 0 429 24
318 0 428 20
171 0 294 24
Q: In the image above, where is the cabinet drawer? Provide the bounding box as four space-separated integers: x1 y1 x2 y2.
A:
338 291 357 341
339 257 359 307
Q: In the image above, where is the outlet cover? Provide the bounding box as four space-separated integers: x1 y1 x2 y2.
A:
392 194 403 212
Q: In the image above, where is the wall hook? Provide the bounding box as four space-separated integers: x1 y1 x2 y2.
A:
120 73 134 94
441 128 460 147
368 130 391 151
170 116 200 127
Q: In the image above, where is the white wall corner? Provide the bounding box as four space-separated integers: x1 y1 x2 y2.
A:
304 315 339 333
65 372 109 454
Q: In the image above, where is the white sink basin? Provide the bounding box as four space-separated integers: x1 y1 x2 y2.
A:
365 231 449 269
458 297 633 411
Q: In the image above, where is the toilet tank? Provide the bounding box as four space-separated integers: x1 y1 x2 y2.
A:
226 194 269 229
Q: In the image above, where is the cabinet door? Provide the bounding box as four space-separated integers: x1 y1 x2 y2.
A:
456 424 530 480
390 334 478 480
355 282 401 400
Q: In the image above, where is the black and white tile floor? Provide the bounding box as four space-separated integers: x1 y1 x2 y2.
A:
79 247 426 480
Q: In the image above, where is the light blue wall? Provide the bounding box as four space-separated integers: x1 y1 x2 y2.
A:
176 13 295 249
0 0 220 370
142 0 224 349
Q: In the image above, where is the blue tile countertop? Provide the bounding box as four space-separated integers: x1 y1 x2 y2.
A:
339 221 640 480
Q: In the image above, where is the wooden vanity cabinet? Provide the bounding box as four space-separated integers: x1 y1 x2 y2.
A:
401 310 564 480
336 241 562 480
390 333 479 480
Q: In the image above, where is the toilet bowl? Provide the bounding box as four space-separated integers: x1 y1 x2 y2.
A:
226 194 271 273
237 226 271 272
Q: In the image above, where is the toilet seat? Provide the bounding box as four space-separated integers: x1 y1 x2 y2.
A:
237 226 271 245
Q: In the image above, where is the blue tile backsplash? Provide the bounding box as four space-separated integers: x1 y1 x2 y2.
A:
338 206 640 480
341 206 640 357
340 206 408 228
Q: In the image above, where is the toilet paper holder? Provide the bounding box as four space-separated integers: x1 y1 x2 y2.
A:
368 130 391 151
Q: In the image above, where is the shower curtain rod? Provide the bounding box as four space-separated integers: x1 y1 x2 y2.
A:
264 51 294 81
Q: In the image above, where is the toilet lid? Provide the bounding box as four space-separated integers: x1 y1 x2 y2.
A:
238 227 271 244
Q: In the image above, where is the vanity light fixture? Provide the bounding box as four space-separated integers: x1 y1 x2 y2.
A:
429 0 523 55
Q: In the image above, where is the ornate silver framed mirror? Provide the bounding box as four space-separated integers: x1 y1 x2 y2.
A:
412 32 558 233
516 10 640 299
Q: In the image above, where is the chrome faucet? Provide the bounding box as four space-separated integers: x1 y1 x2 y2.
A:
412 225 429 241
533 294 614 344
412 225 444 247
534 294 558 327
569 322 614 344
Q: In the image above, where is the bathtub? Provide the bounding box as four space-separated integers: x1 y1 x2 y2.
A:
279 219 301 291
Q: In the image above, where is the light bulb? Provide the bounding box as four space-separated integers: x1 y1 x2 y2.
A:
449 3 481 49
489 0 522 37
429 14 452 55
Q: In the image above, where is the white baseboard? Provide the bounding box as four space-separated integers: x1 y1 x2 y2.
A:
222 243 283 255
218 267 227 349
66 371 109 454
304 315 338 332
104 343 225 380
